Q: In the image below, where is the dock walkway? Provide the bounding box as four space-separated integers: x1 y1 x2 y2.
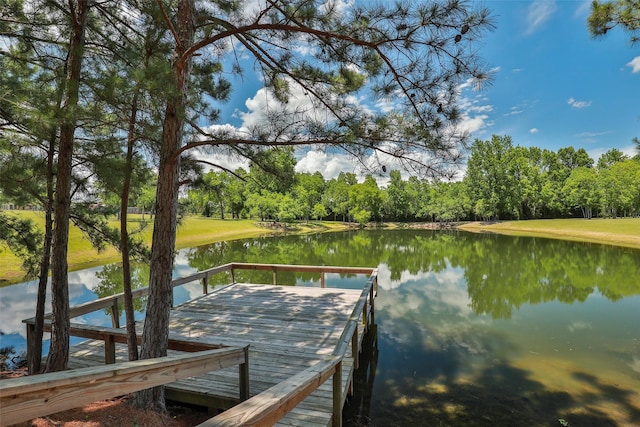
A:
65 269 376 426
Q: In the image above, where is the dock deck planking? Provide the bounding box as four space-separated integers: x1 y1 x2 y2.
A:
68 283 368 426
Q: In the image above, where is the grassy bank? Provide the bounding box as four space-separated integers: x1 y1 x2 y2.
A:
0 211 346 286
458 218 640 250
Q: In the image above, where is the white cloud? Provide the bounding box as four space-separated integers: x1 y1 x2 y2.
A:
568 97 592 108
620 144 638 158
525 0 557 35
295 150 356 180
627 56 640 73
576 130 613 145
529 128 539 134
573 0 592 18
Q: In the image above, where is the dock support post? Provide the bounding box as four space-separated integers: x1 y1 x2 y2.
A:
352 324 359 369
239 346 250 401
333 361 343 427
362 299 369 333
320 272 325 288
369 285 375 326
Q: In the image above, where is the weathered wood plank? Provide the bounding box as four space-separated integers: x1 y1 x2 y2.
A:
0 347 247 426
61 269 375 427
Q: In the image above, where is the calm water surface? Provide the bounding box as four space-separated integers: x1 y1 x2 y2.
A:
1 230 639 425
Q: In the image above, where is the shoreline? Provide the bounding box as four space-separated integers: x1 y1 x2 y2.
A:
3 216 639 286
455 218 640 251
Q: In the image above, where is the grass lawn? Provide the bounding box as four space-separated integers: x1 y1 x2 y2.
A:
458 217 640 250
0 211 344 286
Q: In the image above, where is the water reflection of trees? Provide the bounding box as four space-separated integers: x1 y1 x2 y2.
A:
185 230 640 319
344 311 639 426
94 263 149 316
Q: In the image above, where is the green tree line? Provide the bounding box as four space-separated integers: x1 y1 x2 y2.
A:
182 136 640 224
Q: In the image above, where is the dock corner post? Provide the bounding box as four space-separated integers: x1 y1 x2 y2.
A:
230 267 236 284
239 346 250 401
332 361 343 427
25 322 35 374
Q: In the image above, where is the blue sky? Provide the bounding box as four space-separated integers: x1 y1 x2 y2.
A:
471 0 639 160
206 0 639 180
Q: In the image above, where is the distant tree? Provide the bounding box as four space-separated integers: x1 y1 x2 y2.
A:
324 173 356 222
350 176 384 222
293 172 325 221
597 148 629 169
563 167 599 219
598 159 640 217
226 169 249 219
465 135 518 220
277 194 303 223
311 202 328 220
384 170 411 221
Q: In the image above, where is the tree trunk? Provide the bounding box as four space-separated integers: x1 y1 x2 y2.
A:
45 0 89 373
134 0 194 411
28 127 56 375
121 90 141 362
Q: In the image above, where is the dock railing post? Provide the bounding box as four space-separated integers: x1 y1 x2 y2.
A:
202 276 208 295
230 267 236 284
26 322 34 374
333 361 343 427
320 272 325 288
272 269 277 285
104 334 116 364
239 345 250 401
110 298 120 329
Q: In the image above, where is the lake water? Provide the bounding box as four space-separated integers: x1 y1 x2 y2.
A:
1 229 639 425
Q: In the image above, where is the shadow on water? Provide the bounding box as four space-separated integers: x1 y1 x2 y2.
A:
344 319 639 427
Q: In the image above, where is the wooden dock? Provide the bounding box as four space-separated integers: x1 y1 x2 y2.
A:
57 264 378 426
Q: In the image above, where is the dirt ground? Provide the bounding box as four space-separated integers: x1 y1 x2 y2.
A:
1 370 212 427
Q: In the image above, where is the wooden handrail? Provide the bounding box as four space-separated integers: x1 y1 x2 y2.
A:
20 263 377 427
202 267 378 427
23 263 375 325
197 355 342 427
0 346 249 426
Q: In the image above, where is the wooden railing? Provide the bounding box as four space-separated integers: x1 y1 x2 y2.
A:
0 345 249 426
24 263 376 364
201 268 378 427
20 262 378 427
